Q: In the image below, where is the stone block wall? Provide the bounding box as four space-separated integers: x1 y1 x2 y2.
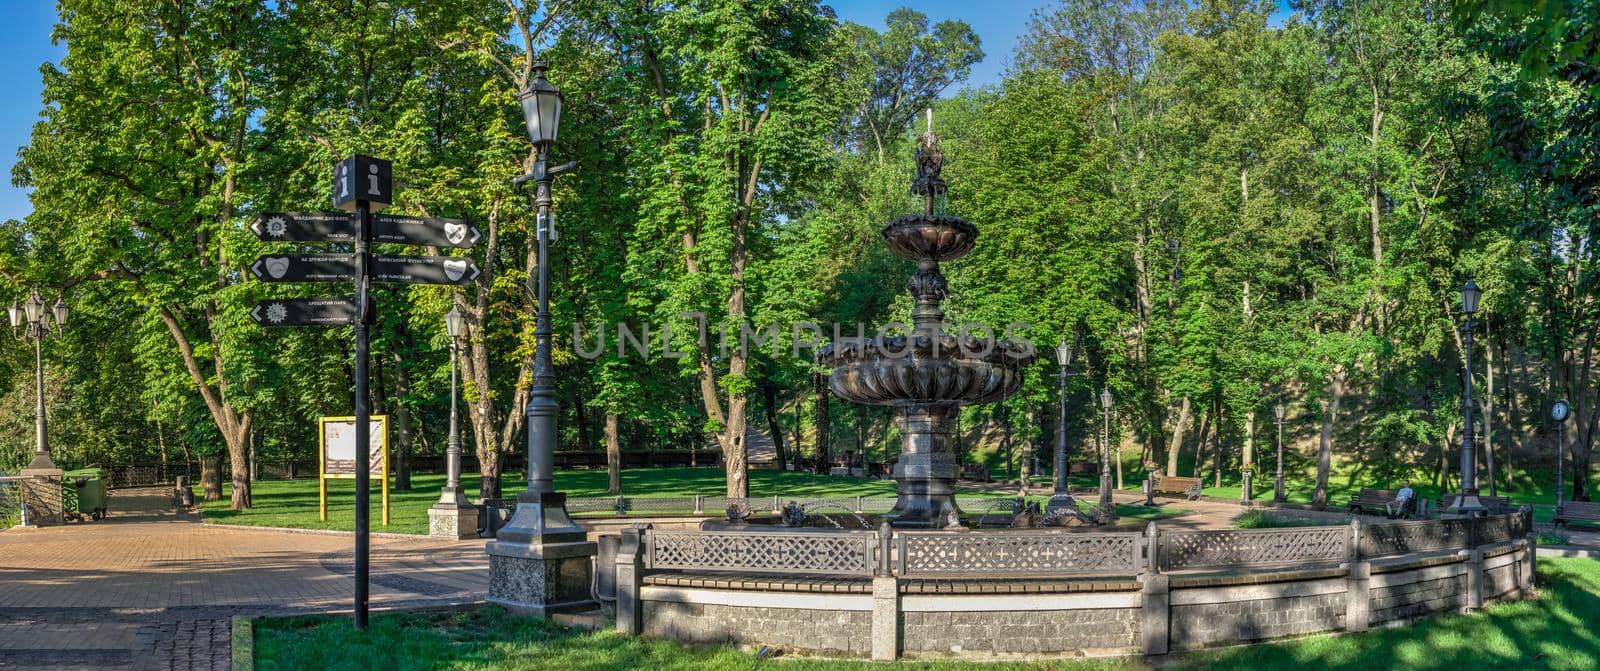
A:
901 608 1139 656
1484 561 1518 601
1370 572 1465 625
643 601 871 656
1170 592 1346 649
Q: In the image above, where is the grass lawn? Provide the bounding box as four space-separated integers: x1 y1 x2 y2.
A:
201 467 1021 535
254 557 1600 670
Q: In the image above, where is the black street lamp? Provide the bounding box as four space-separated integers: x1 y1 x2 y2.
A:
10 289 67 472
1273 400 1287 503
1553 399 1570 510
430 305 474 536
487 61 595 615
1047 341 1083 516
1098 386 1116 522
1446 278 1486 517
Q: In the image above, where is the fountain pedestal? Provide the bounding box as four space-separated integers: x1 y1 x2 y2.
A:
886 403 961 528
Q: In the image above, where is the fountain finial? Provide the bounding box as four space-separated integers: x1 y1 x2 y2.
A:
911 109 946 214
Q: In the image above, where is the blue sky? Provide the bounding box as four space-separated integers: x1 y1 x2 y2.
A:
0 1 1293 223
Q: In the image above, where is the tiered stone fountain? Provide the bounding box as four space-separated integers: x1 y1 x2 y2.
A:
817 126 1033 529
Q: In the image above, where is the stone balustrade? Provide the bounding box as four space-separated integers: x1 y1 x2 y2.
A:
614 508 1537 661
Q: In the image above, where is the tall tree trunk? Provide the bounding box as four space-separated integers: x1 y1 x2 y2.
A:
1192 406 1212 478
762 382 787 471
605 413 622 494
1315 370 1348 509
201 453 222 501
1166 396 1191 475
391 350 414 491
813 373 831 473
1485 316 1496 497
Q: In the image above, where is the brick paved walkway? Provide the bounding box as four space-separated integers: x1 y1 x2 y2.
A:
0 488 487 670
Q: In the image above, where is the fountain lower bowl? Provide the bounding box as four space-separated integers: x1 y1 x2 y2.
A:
817 335 1033 406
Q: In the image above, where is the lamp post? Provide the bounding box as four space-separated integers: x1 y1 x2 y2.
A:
429 304 477 539
1553 399 1570 510
1273 400 1287 504
9 290 67 472
1446 278 1486 517
1047 342 1081 517
1098 387 1116 522
10 289 67 527
486 61 596 615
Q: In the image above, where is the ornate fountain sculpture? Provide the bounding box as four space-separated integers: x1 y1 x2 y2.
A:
817 122 1034 529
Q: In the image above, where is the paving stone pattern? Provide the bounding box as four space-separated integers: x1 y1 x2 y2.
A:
0 489 488 670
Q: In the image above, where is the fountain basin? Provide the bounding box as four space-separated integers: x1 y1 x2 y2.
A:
818 334 1032 406
881 214 978 261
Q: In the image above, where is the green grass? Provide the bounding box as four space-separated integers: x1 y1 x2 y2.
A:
255 557 1600 670
200 467 987 535
1234 509 1337 529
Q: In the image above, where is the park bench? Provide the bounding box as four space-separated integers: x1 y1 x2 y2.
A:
1150 475 1202 501
1347 488 1400 515
1554 500 1600 528
960 464 991 482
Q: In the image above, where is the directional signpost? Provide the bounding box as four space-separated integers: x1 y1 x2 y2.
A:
250 154 482 631
249 299 357 327
249 255 356 283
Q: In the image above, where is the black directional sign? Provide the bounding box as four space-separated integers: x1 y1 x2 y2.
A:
250 298 357 327
373 214 481 248
373 255 481 285
251 212 356 242
249 254 356 283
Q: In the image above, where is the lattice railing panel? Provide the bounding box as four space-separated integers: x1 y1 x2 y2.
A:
625 497 700 512
898 531 1142 577
566 497 622 513
646 530 875 576
1360 518 1469 558
1159 526 1348 571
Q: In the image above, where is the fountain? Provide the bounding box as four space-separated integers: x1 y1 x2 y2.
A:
816 121 1034 529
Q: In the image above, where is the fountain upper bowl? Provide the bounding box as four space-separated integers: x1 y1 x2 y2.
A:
882 214 978 262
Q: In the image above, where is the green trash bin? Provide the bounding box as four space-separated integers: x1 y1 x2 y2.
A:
63 468 107 521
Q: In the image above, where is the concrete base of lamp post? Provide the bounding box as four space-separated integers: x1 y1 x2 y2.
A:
18 468 63 527
1443 489 1490 518
429 501 479 540
485 491 597 615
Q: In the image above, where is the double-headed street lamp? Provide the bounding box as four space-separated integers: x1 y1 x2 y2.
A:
9 289 68 472
1446 278 1486 517
1098 387 1116 521
487 61 595 614
1273 400 1287 503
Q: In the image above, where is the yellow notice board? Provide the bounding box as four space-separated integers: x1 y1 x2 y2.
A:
318 415 390 526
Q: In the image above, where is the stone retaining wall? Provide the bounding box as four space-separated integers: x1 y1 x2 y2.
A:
1171 589 1347 649
615 516 1538 661
641 599 871 656
901 607 1140 656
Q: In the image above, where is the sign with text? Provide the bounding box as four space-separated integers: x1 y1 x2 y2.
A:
373 255 481 285
373 214 481 248
249 298 356 327
251 212 356 242
250 254 356 283
319 416 388 478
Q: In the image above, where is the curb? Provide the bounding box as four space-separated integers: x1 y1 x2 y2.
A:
231 616 254 671
200 520 435 541
1537 546 1600 559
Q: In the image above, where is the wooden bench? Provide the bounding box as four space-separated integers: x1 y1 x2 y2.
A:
1348 488 1400 515
960 464 991 482
1150 475 1202 501
1554 500 1600 528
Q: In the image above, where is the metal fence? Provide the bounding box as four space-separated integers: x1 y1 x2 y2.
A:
0 476 21 530
636 509 1534 579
